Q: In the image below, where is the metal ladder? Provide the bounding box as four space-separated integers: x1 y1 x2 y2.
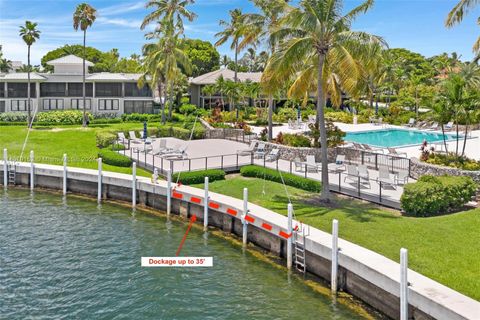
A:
294 224 308 274
7 162 16 185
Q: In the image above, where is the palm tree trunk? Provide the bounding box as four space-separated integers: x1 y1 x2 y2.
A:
462 121 468 156
267 96 273 141
167 83 173 120
234 41 238 83
441 124 448 153
27 45 31 128
82 29 87 127
317 52 330 201
162 81 167 124
455 114 459 156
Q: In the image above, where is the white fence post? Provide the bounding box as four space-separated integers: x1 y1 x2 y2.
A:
166 169 171 215
287 203 293 270
400 248 409 320
132 162 137 207
3 148 7 187
30 150 34 190
331 219 339 294
63 154 67 195
97 158 102 202
204 176 209 231
242 188 248 246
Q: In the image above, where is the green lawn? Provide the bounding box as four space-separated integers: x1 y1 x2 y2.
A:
194 176 480 301
0 124 154 177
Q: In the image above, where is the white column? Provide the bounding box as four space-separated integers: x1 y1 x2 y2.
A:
97 158 102 202
242 188 248 246
400 248 409 320
30 150 34 190
204 176 209 231
331 219 339 294
166 169 171 215
3 148 7 187
63 154 67 195
132 162 137 207
287 203 293 270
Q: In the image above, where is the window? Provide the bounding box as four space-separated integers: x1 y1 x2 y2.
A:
67 83 93 97
124 83 152 97
40 83 66 97
11 99 29 111
71 98 91 110
95 83 122 97
98 99 119 111
42 99 64 110
0 83 4 98
7 83 36 98
124 100 154 114
0 101 5 113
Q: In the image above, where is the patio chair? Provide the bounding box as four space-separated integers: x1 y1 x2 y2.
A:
394 170 409 185
344 165 359 184
237 141 257 156
403 118 415 127
266 148 280 162
425 122 439 131
129 131 141 144
361 143 385 154
328 154 346 172
304 155 320 173
161 145 188 159
377 166 396 189
358 165 371 187
254 143 266 159
444 121 454 131
308 115 316 124
117 132 127 142
386 147 407 158
374 118 383 126
150 139 169 155
294 157 304 172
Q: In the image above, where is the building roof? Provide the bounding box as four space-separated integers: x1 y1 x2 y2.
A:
46 54 94 66
189 68 262 85
86 73 142 81
11 61 23 69
0 71 144 82
0 72 46 81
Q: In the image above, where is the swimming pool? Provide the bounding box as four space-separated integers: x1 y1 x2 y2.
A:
345 128 459 148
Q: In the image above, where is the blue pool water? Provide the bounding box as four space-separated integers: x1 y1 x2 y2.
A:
345 129 459 148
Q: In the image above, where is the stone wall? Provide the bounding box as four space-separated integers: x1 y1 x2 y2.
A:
410 157 480 183
253 140 337 162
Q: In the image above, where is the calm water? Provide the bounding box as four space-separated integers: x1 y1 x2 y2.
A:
345 129 459 147
0 189 369 320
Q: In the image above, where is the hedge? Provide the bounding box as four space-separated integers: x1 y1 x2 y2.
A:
96 131 117 148
240 165 322 192
157 125 205 140
98 148 132 167
173 169 225 185
401 175 477 217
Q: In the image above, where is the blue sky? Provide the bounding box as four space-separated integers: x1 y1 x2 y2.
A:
0 0 478 65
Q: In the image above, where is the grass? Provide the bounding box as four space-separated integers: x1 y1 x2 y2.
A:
0 124 153 177
194 175 480 301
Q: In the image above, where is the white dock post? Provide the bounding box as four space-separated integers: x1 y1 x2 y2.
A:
204 176 209 231
242 188 248 246
166 169 171 215
30 150 34 190
97 158 102 202
3 148 7 187
132 162 137 207
62 154 67 195
331 219 339 294
287 203 293 270
400 248 409 320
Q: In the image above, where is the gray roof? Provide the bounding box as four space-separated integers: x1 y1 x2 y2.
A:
190 68 262 85
46 54 94 66
0 72 46 81
0 71 144 82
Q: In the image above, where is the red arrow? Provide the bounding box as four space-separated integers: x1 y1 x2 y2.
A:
176 215 197 256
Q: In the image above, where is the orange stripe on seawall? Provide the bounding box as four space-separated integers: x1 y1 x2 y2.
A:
226 208 237 216
261 223 272 231
190 196 201 204
279 231 291 239
209 202 220 209
244 215 255 223
172 192 183 199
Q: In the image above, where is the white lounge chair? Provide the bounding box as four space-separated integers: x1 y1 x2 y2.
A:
304 155 320 173
266 148 280 162
394 170 409 185
237 141 257 156
358 165 371 187
161 145 188 159
117 132 127 141
129 131 141 143
444 121 454 131
403 118 415 127
150 139 169 155
362 143 385 154
344 165 359 184
426 122 439 131
294 157 304 172
328 154 346 172
377 167 396 189
254 143 266 159
308 115 316 124
386 147 407 158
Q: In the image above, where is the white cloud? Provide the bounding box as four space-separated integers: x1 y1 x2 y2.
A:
98 1 146 16
96 17 142 29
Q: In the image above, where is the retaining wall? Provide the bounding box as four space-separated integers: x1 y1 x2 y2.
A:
1 161 478 320
410 157 480 183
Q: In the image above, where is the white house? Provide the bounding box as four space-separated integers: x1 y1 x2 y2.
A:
0 54 155 114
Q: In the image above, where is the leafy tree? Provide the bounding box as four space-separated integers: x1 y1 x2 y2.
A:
180 38 220 77
0 46 13 72
41 45 104 72
113 57 141 73
19 20 40 127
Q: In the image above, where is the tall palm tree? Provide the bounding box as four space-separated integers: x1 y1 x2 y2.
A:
202 84 216 109
73 3 96 127
263 0 385 201
446 0 479 53
215 75 227 110
19 21 40 127
215 9 245 83
141 0 197 31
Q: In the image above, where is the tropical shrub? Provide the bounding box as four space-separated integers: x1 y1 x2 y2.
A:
121 113 159 122
172 169 225 185
157 125 205 140
96 131 117 148
240 165 321 192
401 175 477 216
425 153 480 171
282 133 312 147
324 111 353 123
98 148 132 167
179 103 197 115
273 108 297 122
36 110 92 124
0 112 28 122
